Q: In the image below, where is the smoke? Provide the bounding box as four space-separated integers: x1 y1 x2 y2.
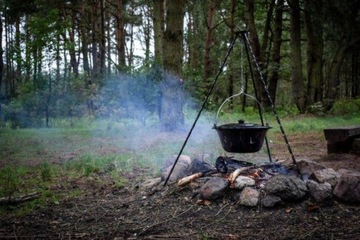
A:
87 71 223 160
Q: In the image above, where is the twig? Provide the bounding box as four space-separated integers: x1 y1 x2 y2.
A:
137 205 194 236
215 203 229 216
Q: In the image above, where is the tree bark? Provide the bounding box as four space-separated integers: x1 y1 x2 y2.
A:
325 46 347 103
227 0 236 110
203 0 216 84
80 1 90 77
244 0 269 107
153 0 164 66
288 0 306 113
116 0 126 70
160 0 185 131
99 0 106 75
304 0 323 106
68 3 79 78
0 15 3 120
268 0 284 105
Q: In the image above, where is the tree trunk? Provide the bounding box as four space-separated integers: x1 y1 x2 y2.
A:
325 46 347 103
186 2 202 72
160 0 185 131
304 0 323 106
352 51 360 97
80 0 90 76
0 16 3 120
288 0 306 113
116 0 126 70
24 16 31 83
204 0 216 84
153 0 164 66
260 0 275 60
68 4 79 78
268 0 284 105
142 4 151 66
106 1 111 75
15 19 22 83
227 0 236 110
91 1 100 78
99 0 106 75
244 0 268 107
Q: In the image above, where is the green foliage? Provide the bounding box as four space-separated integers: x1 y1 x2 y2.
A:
330 98 360 115
0 166 26 199
39 162 52 181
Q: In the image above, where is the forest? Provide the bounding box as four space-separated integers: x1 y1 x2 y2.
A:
0 0 360 130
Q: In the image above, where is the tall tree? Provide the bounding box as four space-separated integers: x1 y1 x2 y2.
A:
115 0 125 69
227 0 236 110
153 0 164 66
304 0 323 106
0 14 3 120
160 0 185 131
67 2 79 78
288 0 306 113
79 0 90 77
203 0 216 84
244 0 269 107
267 0 284 105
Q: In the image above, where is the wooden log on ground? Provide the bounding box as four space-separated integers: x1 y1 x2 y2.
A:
0 192 41 206
177 172 204 187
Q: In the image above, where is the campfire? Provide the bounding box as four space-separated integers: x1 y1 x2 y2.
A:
156 153 360 207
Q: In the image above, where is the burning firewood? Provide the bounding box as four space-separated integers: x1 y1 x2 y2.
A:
228 166 253 187
177 172 204 187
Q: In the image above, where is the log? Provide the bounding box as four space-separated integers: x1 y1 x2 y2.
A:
228 166 253 185
177 172 203 187
0 192 41 206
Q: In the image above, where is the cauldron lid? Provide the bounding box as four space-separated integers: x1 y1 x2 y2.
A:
214 119 270 130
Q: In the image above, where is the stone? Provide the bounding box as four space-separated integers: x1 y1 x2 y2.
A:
239 187 260 207
261 195 283 208
264 175 307 201
307 180 332 202
199 177 229 200
161 155 192 182
297 159 326 181
333 170 360 203
162 154 191 170
312 168 340 187
233 176 256 190
188 158 214 174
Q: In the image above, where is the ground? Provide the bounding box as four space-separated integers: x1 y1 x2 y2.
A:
1 131 360 239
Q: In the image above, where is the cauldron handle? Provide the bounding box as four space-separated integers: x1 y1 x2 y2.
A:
215 92 267 125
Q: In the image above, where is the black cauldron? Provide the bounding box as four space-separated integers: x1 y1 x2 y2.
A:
214 120 270 153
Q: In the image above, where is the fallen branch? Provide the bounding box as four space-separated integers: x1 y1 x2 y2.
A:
228 166 253 186
177 172 204 187
0 192 41 206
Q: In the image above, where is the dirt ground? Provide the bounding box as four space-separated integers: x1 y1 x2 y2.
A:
1 131 360 239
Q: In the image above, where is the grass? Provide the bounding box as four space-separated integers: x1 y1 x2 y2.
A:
0 111 360 215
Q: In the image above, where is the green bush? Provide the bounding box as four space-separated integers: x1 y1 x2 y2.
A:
330 98 359 115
